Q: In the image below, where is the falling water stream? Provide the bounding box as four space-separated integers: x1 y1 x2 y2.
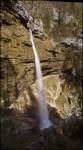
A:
29 29 52 130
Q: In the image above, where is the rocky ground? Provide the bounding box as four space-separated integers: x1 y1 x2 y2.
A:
0 2 83 150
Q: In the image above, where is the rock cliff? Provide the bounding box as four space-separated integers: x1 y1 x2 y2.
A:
0 1 82 149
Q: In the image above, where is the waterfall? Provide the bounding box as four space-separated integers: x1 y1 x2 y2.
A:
29 29 52 130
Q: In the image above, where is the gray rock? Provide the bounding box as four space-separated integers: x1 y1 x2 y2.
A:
61 37 82 49
14 0 33 22
53 8 59 21
32 19 46 39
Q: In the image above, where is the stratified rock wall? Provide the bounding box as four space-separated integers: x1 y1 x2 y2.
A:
1 4 82 103
1 2 82 149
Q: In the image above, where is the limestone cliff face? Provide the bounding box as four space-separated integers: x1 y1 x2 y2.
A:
0 2 82 105
0 0 82 122
1 2 82 149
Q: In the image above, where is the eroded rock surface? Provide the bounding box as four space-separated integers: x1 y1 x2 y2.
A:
1 1 82 150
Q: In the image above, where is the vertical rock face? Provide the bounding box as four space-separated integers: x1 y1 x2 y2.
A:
1 1 82 101
0 0 33 29
32 19 47 40
1 1 82 149
31 75 81 119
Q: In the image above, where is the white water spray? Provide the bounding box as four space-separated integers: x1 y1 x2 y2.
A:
29 29 52 130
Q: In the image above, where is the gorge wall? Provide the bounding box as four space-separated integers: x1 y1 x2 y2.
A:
1 1 82 100
0 1 82 149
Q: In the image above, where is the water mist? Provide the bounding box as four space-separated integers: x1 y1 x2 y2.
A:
29 29 52 130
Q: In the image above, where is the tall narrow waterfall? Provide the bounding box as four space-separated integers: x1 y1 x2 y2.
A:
29 29 52 130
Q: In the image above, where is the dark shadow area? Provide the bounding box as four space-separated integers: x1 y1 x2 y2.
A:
0 56 18 111
0 0 30 29
62 45 82 118
1 89 82 150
